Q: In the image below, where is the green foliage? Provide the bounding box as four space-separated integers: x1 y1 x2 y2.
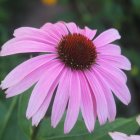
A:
0 97 29 140
0 91 136 140
18 92 33 140
35 117 139 140
0 89 139 140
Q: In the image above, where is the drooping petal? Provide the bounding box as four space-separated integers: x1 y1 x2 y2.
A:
13 24 56 46
32 90 53 126
0 39 56 56
1 54 56 89
26 60 64 119
97 59 127 83
95 65 131 105
14 27 48 37
64 71 81 134
85 70 108 125
32 69 66 126
14 27 59 44
80 72 95 132
0 35 57 48
98 54 131 70
130 135 140 140
51 68 70 128
5 61 53 98
65 22 78 34
97 44 121 55
93 28 121 47
93 69 116 122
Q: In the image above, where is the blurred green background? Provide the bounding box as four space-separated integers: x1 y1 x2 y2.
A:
0 0 140 139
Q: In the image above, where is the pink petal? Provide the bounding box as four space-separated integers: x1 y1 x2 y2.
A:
109 132 140 140
14 27 49 39
85 70 108 125
93 29 121 47
78 27 85 35
98 54 131 70
14 27 59 44
89 86 97 121
78 27 97 40
95 65 131 105
32 90 53 126
97 44 121 55
31 69 64 126
93 69 116 122
80 72 95 132
64 71 81 134
130 135 140 140
1 54 56 89
84 26 97 40
65 22 78 34
0 36 56 48
26 61 64 119
40 22 52 30
52 22 69 36
109 132 128 140
41 22 68 41
51 68 70 128
5 61 53 98
97 59 127 83
0 39 56 56
41 22 68 36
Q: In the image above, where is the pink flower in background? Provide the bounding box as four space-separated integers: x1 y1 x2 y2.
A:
109 132 140 140
0 22 131 133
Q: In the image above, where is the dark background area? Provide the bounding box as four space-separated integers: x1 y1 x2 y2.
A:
0 0 140 139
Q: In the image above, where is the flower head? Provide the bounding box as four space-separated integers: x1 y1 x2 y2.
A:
0 22 131 133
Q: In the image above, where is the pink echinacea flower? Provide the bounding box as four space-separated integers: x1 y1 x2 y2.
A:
0 22 131 133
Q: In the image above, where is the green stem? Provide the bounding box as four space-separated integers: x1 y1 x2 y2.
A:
31 125 40 140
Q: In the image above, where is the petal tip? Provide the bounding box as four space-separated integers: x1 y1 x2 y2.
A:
136 115 140 126
0 82 6 90
26 112 31 120
108 132 113 137
32 119 39 127
51 119 57 128
64 125 72 134
0 47 9 56
111 28 121 39
6 94 11 98
64 129 69 134
0 51 3 56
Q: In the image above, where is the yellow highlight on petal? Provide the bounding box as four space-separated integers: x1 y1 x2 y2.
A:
41 0 57 5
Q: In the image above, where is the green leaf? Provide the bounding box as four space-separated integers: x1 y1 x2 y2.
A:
36 117 139 140
132 0 140 13
0 96 29 140
0 98 17 139
18 91 33 140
